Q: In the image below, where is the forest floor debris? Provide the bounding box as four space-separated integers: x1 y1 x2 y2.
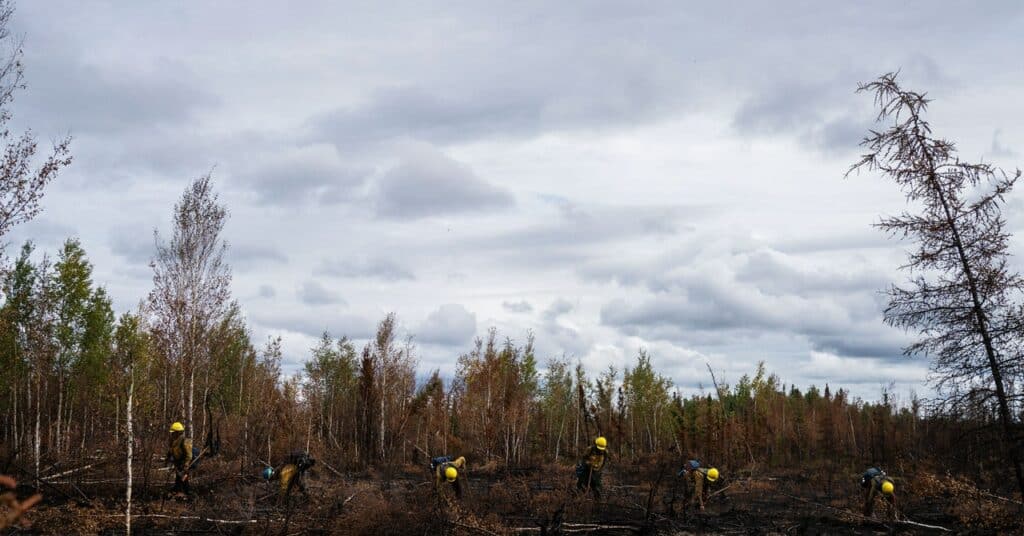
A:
6 461 1022 535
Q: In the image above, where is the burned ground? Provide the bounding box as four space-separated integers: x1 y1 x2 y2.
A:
6 456 1021 535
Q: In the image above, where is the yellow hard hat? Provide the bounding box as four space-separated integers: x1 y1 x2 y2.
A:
707 468 719 482
445 466 458 482
170 422 185 432
595 437 607 450
881 480 894 495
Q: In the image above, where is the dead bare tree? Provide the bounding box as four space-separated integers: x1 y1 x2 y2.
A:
849 72 1024 499
148 175 232 441
0 1 72 245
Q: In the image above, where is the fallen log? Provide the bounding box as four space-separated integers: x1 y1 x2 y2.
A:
319 460 345 478
451 519 501 536
510 523 641 534
104 513 265 525
708 483 734 498
976 489 1023 506
896 518 955 532
46 479 123 485
41 461 106 480
781 492 952 533
563 523 641 531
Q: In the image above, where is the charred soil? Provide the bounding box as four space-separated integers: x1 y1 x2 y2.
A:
6 460 1021 535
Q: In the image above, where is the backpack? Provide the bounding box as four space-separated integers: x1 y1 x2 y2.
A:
861 467 882 488
677 459 701 477
430 455 453 471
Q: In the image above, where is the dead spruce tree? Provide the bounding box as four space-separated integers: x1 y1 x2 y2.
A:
849 72 1024 498
148 175 232 441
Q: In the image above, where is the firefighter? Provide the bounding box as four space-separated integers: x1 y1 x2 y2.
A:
678 459 719 511
269 451 317 503
861 467 897 518
431 455 466 500
165 422 194 495
576 437 608 499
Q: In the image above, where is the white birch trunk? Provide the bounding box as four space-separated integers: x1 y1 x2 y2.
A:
306 410 312 453
187 366 195 440
126 364 134 536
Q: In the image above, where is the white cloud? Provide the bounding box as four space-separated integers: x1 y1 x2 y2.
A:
417 304 477 346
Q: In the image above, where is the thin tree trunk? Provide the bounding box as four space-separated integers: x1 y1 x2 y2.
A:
187 364 195 440
34 370 41 492
306 409 312 453
69 398 77 456
56 373 63 454
162 373 168 426
380 365 386 462
126 364 134 536
12 382 18 453
848 409 858 456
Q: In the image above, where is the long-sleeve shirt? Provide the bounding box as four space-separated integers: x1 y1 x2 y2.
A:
580 447 607 472
167 434 193 472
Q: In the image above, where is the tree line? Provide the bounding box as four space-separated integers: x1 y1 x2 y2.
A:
0 225 1010 487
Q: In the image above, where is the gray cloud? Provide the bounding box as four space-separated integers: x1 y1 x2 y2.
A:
990 129 1018 159
734 82 835 137
4 218 76 251
252 310 374 340
461 201 702 269
21 52 220 136
297 280 345 306
258 285 276 298
502 300 534 313
799 351 927 385
734 249 889 297
109 231 153 264
543 299 574 324
307 38 691 148
809 333 912 361
310 86 544 147
538 298 590 358
596 235 909 361
772 231 896 255
229 244 289 272
417 304 477 346
239 143 368 206
373 146 513 220
730 56 964 155
318 256 414 282
506 201 688 247
732 77 875 154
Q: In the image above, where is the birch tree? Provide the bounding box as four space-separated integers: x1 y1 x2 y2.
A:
148 175 232 441
113 314 146 536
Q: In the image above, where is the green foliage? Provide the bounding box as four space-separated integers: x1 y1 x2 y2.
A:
54 238 93 369
0 242 36 375
208 304 256 413
75 287 114 388
622 348 673 454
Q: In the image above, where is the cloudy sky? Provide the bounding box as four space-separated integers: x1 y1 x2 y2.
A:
9 1 1024 400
